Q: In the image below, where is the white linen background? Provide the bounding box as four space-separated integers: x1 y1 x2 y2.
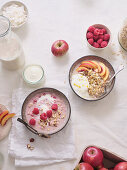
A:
0 0 127 170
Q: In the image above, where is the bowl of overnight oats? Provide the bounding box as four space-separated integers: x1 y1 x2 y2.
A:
20 88 71 136
69 55 115 101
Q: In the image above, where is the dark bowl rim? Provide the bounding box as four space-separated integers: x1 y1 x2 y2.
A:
21 87 71 136
69 55 115 102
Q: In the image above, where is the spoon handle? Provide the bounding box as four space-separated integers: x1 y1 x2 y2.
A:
17 118 50 138
107 65 125 84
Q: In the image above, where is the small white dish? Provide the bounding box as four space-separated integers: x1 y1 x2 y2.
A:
86 24 111 51
1 1 28 29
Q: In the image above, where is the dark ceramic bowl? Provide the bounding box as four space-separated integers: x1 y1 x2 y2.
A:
69 55 115 101
18 88 71 137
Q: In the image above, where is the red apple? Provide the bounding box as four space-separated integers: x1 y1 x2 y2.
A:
51 40 69 56
83 146 103 168
75 163 94 170
114 162 127 170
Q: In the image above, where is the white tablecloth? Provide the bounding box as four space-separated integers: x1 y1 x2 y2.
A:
0 0 127 169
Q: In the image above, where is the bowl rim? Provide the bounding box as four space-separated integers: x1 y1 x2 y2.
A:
1 0 28 29
69 55 115 101
86 24 111 50
21 87 71 136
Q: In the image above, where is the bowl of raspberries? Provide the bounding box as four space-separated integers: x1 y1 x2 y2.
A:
86 24 111 50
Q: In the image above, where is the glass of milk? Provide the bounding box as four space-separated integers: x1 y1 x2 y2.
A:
0 15 25 70
22 64 44 86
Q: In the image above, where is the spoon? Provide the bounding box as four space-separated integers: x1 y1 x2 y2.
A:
103 64 125 94
106 64 125 85
17 118 50 138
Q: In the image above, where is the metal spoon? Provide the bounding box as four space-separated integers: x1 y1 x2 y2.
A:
106 64 125 85
17 118 50 138
104 64 125 94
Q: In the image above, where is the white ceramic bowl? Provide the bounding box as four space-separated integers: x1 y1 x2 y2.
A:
1 1 28 29
86 24 111 51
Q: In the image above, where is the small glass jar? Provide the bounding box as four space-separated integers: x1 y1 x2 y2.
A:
118 18 127 51
22 64 44 86
0 15 25 70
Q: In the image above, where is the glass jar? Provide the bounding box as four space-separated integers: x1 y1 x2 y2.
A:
118 19 127 51
0 15 25 70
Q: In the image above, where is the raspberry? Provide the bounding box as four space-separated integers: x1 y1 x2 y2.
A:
46 110 52 118
86 32 93 39
103 34 110 41
87 26 95 33
93 42 99 48
97 39 103 44
32 108 39 115
102 28 107 34
94 28 100 36
99 29 103 35
101 41 108 48
88 38 94 45
98 35 104 40
29 119 36 125
52 104 58 111
93 35 99 41
40 113 47 120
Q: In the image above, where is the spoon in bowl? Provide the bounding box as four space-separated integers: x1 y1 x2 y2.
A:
102 64 125 96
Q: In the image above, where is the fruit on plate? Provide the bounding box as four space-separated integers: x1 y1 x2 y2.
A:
114 162 127 170
0 110 9 122
1 113 15 126
51 40 69 56
75 163 94 170
86 25 110 49
82 146 103 168
0 110 15 126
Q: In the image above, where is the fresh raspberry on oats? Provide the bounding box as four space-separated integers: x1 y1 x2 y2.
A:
32 108 39 115
40 113 47 120
52 104 58 111
47 110 52 118
29 119 36 125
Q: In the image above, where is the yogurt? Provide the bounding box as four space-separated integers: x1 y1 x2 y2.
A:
23 65 44 85
71 73 91 99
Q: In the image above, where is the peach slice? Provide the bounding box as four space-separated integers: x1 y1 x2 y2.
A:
76 67 89 72
80 61 96 69
90 61 102 72
99 62 106 77
0 110 9 123
1 113 15 126
103 67 109 81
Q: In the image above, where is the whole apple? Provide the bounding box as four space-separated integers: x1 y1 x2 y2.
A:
75 163 94 170
83 146 103 168
51 40 69 56
114 162 127 170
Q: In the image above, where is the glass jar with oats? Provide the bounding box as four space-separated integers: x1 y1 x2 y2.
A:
118 19 127 51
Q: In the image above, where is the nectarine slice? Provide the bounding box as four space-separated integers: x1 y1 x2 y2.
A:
103 67 109 81
80 61 96 69
99 63 106 77
76 67 89 72
1 113 15 126
0 110 9 123
90 61 101 72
